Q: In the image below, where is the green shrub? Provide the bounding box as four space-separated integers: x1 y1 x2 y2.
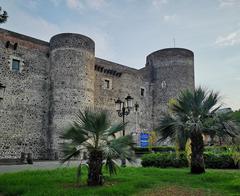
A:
134 147 151 154
141 151 239 169
136 145 235 154
204 152 237 169
141 152 188 168
205 146 230 153
152 146 175 153
134 146 175 154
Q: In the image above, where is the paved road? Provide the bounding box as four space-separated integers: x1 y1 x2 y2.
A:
0 159 141 174
0 160 80 173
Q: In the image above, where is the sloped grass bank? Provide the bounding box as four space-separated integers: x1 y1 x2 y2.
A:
0 167 239 196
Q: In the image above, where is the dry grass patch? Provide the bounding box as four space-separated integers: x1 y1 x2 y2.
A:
139 185 219 196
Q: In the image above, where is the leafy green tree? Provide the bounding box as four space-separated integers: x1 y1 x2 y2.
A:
0 7 8 24
60 109 135 186
231 110 240 123
157 87 239 174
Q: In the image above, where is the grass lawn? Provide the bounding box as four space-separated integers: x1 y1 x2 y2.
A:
0 167 239 196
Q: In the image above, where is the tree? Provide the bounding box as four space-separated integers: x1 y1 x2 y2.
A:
157 87 239 174
204 112 239 145
167 98 188 151
231 110 240 123
60 109 135 186
0 7 8 24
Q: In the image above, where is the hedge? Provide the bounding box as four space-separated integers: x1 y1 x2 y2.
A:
141 152 239 169
141 152 188 168
204 146 231 153
135 145 233 155
134 146 175 154
204 152 237 169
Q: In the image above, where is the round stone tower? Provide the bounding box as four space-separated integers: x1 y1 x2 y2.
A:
49 33 95 157
146 48 194 128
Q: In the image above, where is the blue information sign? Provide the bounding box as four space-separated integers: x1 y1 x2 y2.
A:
140 133 149 147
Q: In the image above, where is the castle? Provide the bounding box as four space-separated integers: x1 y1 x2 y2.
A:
0 28 194 159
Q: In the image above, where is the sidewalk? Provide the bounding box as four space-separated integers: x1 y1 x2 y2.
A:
0 160 80 173
0 159 141 174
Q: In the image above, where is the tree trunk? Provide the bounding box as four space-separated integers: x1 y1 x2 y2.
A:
190 132 205 174
87 150 104 186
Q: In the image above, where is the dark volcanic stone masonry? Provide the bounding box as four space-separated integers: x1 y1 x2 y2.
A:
0 28 194 159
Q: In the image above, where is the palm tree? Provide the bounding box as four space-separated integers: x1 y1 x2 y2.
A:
204 112 239 145
0 7 8 24
157 87 238 174
60 109 135 186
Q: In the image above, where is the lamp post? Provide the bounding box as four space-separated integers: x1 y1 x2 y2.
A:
134 103 139 145
115 95 134 136
115 94 134 167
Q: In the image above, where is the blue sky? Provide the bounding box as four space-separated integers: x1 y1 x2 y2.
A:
1 0 240 110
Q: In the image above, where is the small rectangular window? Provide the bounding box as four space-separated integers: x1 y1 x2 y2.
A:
141 88 145 96
102 78 112 90
104 79 110 89
12 59 20 72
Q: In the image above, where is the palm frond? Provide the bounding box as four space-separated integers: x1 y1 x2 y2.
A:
108 135 135 162
156 113 180 142
59 143 82 163
94 110 110 133
76 110 96 133
193 87 207 113
172 89 193 115
60 123 89 145
176 128 189 150
215 113 239 137
202 90 220 115
105 122 125 137
105 157 118 176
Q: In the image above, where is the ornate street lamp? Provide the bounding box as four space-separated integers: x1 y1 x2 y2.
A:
115 94 134 167
0 83 6 101
115 95 133 136
133 102 139 132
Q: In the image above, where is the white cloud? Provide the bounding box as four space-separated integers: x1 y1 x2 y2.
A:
49 0 62 6
86 0 108 10
218 0 240 8
66 0 107 10
2 1 114 58
66 0 84 10
163 14 176 22
93 32 115 59
21 0 40 9
27 0 39 8
63 24 115 59
2 5 60 41
152 0 168 8
215 30 240 46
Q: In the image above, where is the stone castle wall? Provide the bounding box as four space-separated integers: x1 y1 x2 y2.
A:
0 29 50 159
0 28 194 159
146 48 195 127
94 58 153 137
48 33 95 156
